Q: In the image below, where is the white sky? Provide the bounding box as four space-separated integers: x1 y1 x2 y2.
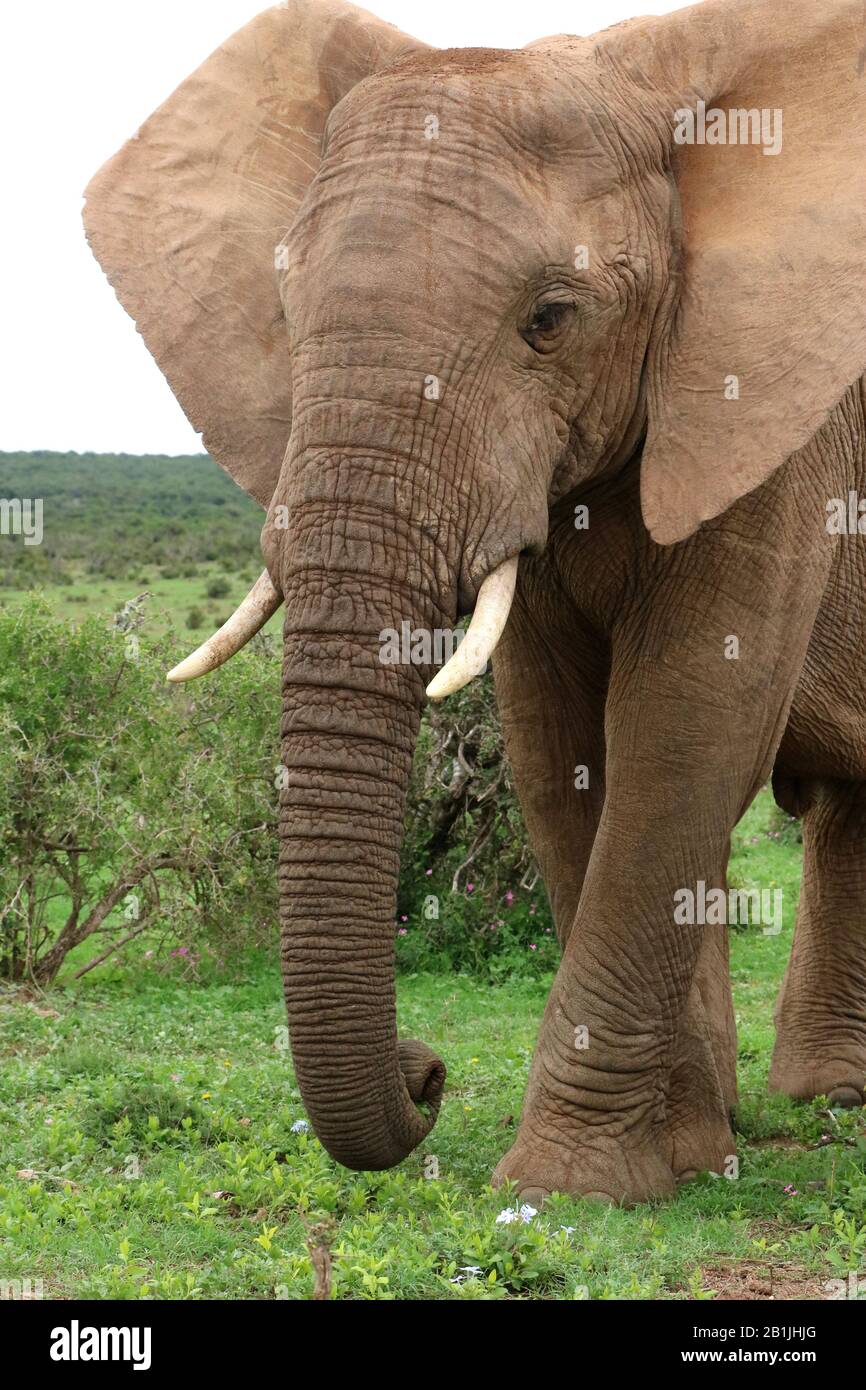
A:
0 0 689 456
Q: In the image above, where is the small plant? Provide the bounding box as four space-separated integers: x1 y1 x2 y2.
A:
80 1081 213 1145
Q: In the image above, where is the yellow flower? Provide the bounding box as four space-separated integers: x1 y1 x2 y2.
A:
470 1057 479 1064
201 1092 211 1100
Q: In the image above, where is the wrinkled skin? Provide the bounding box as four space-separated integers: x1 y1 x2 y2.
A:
85 0 866 1200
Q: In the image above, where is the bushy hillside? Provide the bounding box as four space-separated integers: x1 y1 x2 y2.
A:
0 451 262 587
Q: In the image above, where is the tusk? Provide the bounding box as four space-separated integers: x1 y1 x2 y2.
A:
425 555 519 701
166 569 282 683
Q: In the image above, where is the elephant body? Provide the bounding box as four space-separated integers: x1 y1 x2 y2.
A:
84 0 866 1201
494 380 866 1200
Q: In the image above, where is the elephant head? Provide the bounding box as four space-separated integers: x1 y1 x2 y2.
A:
84 0 866 1169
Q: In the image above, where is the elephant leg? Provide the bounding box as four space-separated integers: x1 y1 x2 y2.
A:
495 563 737 1178
667 914 738 1183
493 562 608 948
769 778 866 1107
493 522 829 1204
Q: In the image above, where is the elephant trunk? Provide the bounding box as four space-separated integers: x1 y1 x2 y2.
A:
277 508 450 1170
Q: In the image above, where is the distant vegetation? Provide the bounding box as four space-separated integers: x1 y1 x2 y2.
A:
0 450 262 588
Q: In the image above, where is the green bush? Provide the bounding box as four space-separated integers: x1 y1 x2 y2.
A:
186 606 205 630
206 577 230 599
397 674 556 979
0 594 554 985
0 596 279 982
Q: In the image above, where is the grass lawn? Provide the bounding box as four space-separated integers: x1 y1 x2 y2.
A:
1 789 864 1301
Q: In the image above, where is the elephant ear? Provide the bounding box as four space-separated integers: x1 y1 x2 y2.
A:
596 0 866 544
83 0 427 507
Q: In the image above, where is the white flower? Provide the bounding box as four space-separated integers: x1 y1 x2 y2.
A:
496 1204 537 1226
290 1119 309 1134
559 1226 577 1237
459 1265 483 1275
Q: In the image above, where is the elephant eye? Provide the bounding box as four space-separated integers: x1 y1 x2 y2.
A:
521 299 574 352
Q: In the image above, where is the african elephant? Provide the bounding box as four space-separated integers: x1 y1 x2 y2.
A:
83 0 866 1205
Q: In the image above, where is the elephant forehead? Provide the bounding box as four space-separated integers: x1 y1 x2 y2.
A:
287 89 635 305
323 50 633 195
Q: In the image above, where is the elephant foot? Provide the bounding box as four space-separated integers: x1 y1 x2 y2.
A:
768 1053 865 1108
492 1129 677 1207
664 1052 738 1184
665 1108 737 1184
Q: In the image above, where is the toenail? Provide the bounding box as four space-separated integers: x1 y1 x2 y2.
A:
827 1085 864 1109
518 1186 550 1208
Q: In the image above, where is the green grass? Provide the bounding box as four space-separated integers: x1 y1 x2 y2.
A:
0 788 864 1300
0 450 278 638
0 567 283 640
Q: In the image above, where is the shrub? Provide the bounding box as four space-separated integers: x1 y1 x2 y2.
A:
0 596 279 983
397 674 556 978
80 1081 215 1145
186 606 205 630
206 577 230 599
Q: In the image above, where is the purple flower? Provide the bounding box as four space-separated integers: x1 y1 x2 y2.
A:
504 890 514 906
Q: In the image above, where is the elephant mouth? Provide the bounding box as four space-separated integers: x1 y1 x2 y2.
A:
165 554 520 698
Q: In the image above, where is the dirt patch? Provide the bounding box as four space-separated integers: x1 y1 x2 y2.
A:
698 1261 827 1301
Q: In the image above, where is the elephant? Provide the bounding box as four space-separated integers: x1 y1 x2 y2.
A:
83 0 866 1206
